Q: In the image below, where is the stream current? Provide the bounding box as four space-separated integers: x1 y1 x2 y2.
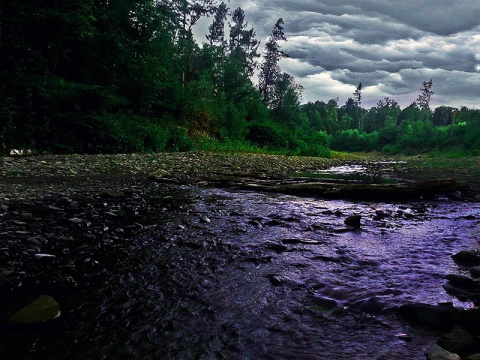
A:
15 185 480 359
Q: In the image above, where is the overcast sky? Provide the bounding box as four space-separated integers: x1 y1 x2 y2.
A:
195 0 480 109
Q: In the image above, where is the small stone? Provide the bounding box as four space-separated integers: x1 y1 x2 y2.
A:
27 236 44 245
310 295 338 310
149 169 170 180
344 215 361 228
101 190 124 198
104 212 118 218
396 333 412 341
200 215 211 223
268 275 285 286
34 253 56 261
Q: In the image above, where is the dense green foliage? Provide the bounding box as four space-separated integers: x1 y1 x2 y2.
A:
305 99 480 156
0 1 478 156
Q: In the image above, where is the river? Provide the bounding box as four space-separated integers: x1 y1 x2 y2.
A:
4 184 480 359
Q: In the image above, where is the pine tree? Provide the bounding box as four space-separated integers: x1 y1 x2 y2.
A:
353 82 363 106
415 78 434 121
416 79 434 110
258 18 288 107
229 7 260 77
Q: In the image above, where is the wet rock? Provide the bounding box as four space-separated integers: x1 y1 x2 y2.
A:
344 214 361 228
312 255 343 263
396 333 412 341
437 326 479 356
9 295 61 324
452 251 480 266
442 284 477 302
398 302 461 329
466 354 480 360
425 344 461 360
373 210 388 220
242 256 273 265
264 242 288 253
149 169 171 181
268 275 285 286
309 295 338 310
348 296 386 314
200 215 211 223
445 274 480 290
101 190 124 198
470 266 480 278
281 238 323 245
34 253 56 262
265 219 283 226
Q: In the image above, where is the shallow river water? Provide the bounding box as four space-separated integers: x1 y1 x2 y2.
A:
8 185 480 359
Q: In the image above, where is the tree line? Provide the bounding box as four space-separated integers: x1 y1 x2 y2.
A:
1 1 478 156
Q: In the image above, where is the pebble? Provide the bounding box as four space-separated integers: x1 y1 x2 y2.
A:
200 215 211 223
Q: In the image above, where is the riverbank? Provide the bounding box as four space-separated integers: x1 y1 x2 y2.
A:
2 152 479 194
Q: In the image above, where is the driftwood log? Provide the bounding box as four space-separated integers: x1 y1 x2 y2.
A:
234 179 464 201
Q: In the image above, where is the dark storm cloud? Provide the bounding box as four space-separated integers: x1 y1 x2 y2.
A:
210 0 480 108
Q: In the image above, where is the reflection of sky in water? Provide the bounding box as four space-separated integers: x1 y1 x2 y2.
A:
291 162 407 184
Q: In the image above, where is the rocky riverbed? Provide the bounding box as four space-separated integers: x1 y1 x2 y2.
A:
1 152 480 359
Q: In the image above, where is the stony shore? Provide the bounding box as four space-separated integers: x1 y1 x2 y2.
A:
1 152 342 314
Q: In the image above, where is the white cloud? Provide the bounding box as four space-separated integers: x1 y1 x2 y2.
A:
195 0 480 109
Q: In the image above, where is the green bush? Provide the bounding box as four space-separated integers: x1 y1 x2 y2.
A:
246 121 289 150
331 129 378 152
165 126 193 152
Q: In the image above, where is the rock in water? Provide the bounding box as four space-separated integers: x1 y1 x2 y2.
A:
398 302 460 329
9 295 61 324
452 251 480 266
344 215 361 229
425 344 461 360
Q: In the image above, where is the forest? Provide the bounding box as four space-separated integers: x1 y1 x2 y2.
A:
1 0 479 157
